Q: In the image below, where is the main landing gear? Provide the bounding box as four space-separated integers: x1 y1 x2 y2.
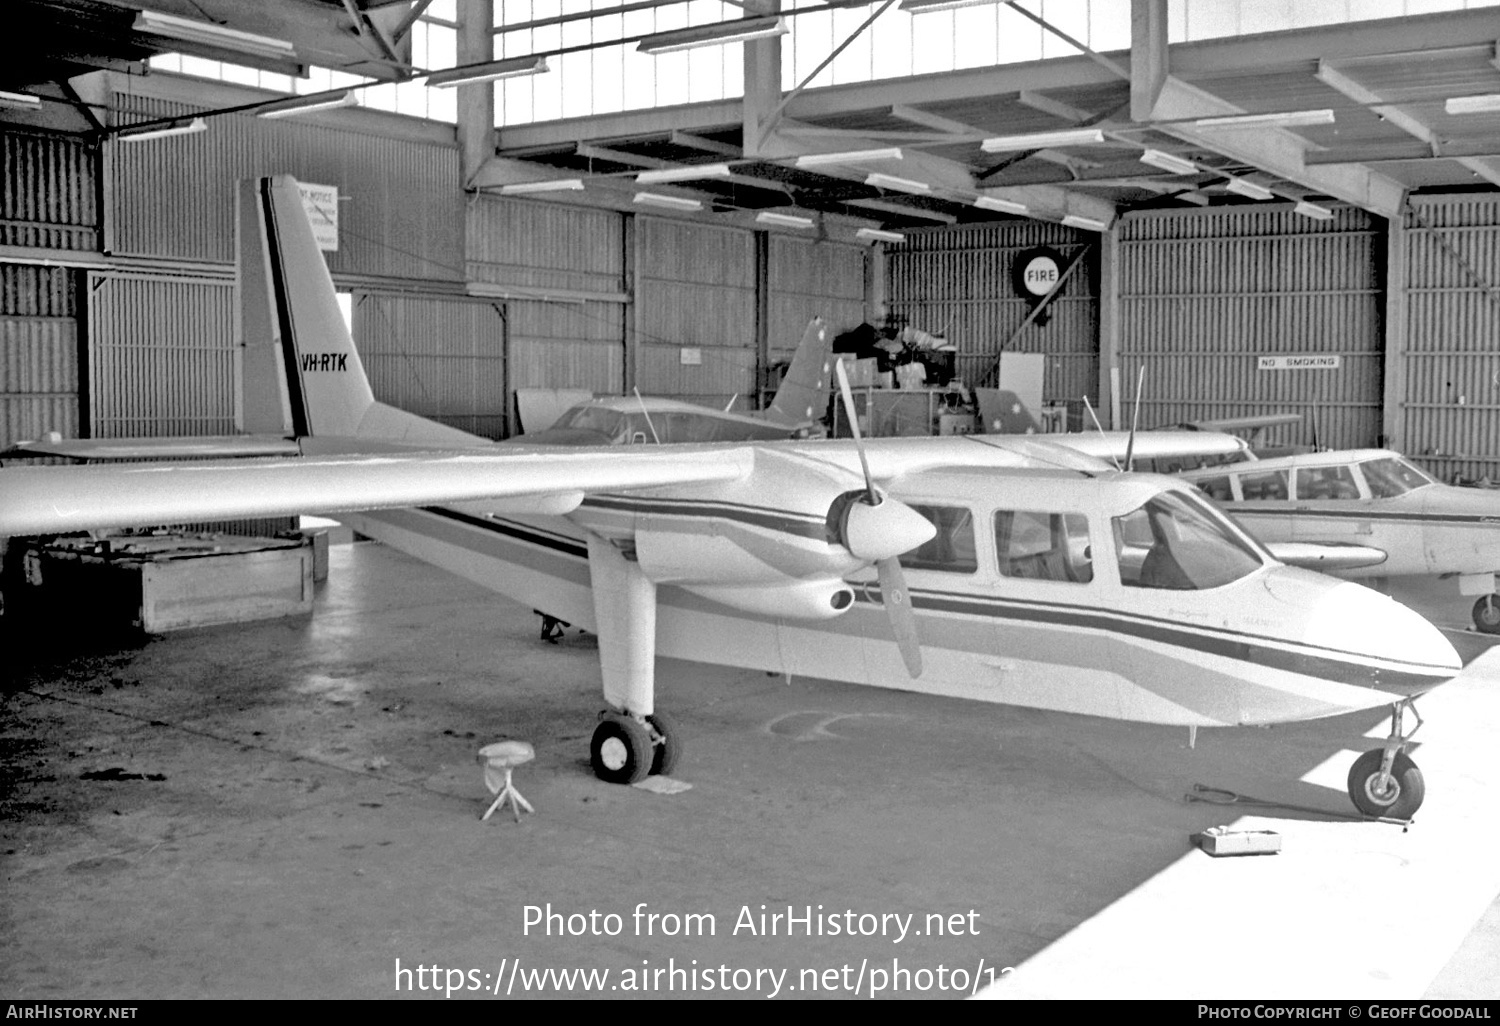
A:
589 710 681 785
1346 698 1425 820
1473 594 1500 635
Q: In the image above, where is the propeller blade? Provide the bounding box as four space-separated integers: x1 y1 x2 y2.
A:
878 557 922 678
834 357 877 504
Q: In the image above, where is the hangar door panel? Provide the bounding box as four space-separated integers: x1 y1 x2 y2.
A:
1119 207 1381 450
636 217 756 410
353 293 508 440
87 272 235 438
0 265 78 449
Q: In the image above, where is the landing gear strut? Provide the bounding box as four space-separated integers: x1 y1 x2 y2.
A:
1346 698 1425 820
589 710 681 784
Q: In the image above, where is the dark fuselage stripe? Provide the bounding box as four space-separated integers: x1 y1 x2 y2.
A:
1229 506 1500 526
421 506 1450 694
579 495 829 540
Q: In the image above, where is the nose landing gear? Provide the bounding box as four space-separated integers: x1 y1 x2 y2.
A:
589 710 682 784
1347 698 1425 820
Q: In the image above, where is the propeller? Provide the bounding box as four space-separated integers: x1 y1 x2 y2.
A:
833 358 925 678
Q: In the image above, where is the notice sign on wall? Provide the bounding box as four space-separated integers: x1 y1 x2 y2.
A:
298 182 339 251
1257 354 1341 371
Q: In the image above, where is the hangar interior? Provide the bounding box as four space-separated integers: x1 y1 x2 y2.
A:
5 0 1500 1002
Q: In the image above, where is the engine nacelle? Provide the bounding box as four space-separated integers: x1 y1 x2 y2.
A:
681 578 857 621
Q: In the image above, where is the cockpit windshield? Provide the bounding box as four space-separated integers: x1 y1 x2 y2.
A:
554 405 626 440
1113 489 1265 591
1360 456 1435 499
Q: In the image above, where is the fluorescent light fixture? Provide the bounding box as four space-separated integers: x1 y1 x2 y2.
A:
257 91 359 119
981 129 1104 153
634 192 704 212
116 116 207 143
1194 109 1335 130
133 9 296 61
795 147 903 168
637 15 787 55
1139 148 1198 175
426 55 549 88
1224 177 1274 201
1445 94 1500 115
1061 214 1108 232
864 172 931 194
856 227 905 243
901 0 1001 12
973 195 1028 215
0 90 41 108
756 211 816 228
1294 200 1333 221
499 179 585 195
636 163 732 185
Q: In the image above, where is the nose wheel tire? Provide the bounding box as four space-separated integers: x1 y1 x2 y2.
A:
591 716 653 785
1473 594 1500 634
1347 748 1424 820
646 712 682 777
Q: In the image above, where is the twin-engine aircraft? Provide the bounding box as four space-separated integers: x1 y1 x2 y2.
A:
0 176 1465 821
1178 449 1500 634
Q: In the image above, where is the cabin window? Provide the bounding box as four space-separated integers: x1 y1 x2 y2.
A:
554 406 625 440
1295 465 1359 500
1236 469 1289 501
1361 457 1434 498
1193 476 1233 501
994 511 1093 583
1113 490 1263 591
899 505 978 574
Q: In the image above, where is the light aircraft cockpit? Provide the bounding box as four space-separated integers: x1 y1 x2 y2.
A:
1185 452 1437 504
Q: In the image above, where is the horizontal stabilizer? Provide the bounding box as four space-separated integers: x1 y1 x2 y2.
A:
1266 541 1388 572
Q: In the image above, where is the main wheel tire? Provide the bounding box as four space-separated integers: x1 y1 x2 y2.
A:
1473 595 1500 634
646 711 682 777
590 717 653 785
1347 748 1425 820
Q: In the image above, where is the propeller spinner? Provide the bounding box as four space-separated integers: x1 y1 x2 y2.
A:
833 358 926 678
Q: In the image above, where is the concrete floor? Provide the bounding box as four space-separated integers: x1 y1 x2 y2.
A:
2 541 1497 1000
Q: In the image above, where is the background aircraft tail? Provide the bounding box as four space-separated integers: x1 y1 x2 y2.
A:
764 318 832 427
237 175 485 447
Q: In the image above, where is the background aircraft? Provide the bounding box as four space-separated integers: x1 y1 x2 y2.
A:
0 176 1465 823
1179 449 1500 634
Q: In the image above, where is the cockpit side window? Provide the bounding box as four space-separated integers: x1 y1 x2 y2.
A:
1361 457 1434 498
1113 490 1263 590
994 511 1093 583
899 505 978 574
556 406 625 440
1294 464 1359 500
1193 475 1233 501
1235 469 1289 501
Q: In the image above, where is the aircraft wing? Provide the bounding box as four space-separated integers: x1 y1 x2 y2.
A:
1264 541 1389 572
1050 429 1248 464
3 434 301 461
0 447 754 536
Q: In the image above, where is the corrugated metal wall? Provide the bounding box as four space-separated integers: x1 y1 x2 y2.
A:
886 221 1098 402
1394 196 1500 482
767 234 867 360
86 272 236 438
2 129 97 251
636 216 756 408
354 293 509 439
0 265 78 449
108 94 463 281
466 195 625 402
1118 206 1381 448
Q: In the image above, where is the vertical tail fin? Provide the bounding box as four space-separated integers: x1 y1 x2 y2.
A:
765 317 832 427
236 175 483 446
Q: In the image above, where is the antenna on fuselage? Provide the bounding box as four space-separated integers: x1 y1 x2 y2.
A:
1123 365 1145 472
1082 394 1123 471
632 388 661 444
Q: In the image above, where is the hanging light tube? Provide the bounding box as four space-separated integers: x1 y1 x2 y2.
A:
257 91 359 119
499 179 585 195
116 116 208 143
1139 149 1198 175
981 129 1104 153
636 163 733 185
637 16 787 55
634 192 704 211
133 9 296 61
856 227 905 243
973 195 1028 215
756 211 816 228
864 172 931 194
426 55 550 88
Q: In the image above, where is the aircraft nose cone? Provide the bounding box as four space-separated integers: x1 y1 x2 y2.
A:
841 495 937 563
1268 570 1461 681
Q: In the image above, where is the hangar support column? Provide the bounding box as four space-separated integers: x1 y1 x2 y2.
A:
1382 213 1408 451
457 0 495 188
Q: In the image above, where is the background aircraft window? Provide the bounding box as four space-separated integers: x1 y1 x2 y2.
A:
899 505 978 574
1295 465 1359 500
1361 457 1435 498
1113 491 1263 590
1236 469 1289 501
1194 476 1233 501
622 412 657 444
555 406 625 440
994 511 1093 583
